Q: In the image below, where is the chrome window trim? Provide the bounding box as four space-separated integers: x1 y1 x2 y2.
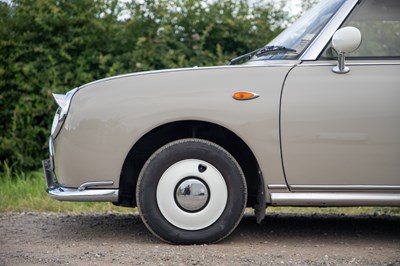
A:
300 0 359 61
298 61 400 67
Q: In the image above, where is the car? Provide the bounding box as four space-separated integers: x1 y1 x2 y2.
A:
42 0 400 244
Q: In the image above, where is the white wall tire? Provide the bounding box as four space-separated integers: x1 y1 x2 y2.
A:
136 138 247 244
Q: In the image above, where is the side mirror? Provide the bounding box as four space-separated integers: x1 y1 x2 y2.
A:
331 26 362 74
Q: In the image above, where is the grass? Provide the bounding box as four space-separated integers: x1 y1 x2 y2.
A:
0 168 399 215
0 169 132 213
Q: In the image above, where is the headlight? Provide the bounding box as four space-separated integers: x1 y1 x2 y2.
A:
50 87 78 138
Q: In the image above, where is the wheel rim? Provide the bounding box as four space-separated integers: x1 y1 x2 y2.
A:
156 159 228 230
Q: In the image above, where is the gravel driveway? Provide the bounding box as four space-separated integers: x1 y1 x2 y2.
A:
1 212 399 265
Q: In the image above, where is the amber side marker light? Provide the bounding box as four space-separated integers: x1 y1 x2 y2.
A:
233 91 259 100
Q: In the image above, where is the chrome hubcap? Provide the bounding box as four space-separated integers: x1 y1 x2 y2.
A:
175 178 209 212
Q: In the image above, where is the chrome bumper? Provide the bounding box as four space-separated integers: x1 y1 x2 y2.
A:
42 159 119 202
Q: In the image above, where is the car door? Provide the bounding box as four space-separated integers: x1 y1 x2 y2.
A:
281 0 400 190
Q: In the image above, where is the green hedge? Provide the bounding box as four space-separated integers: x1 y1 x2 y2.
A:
0 0 288 173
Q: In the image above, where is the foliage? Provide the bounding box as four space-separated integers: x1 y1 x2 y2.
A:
300 0 321 13
0 0 288 174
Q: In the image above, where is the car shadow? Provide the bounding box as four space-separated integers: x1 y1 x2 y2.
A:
51 212 400 245
228 212 400 244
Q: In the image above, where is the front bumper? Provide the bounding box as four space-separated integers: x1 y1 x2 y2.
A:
42 159 119 202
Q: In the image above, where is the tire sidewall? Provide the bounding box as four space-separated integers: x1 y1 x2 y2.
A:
136 139 247 244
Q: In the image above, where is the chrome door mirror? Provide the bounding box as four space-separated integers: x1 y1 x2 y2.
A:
331 26 362 74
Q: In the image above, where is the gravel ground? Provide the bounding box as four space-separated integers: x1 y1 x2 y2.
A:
0 212 399 265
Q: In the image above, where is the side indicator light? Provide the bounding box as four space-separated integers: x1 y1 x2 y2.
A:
233 91 259 100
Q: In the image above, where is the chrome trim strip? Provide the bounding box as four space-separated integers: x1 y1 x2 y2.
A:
270 193 400 206
290 185 400 191
267 184 287 189
50 108 66 139
49 136 54 157
48 137 55 171
51 87 78 139
43 159 56 189
301 0 359 61
78 181 114 191
43 159 118 202
53 93 67 110
48 186 119 202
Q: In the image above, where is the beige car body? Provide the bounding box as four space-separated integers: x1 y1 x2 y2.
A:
50 59 400 204
56 64 291 189
43 0 400 227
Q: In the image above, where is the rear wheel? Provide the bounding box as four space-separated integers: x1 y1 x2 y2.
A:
136 138 247 244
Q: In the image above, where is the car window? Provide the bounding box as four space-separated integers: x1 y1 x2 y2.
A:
250 0 345 61
321 0 400 59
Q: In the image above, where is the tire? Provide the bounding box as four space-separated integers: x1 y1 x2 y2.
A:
136 138 247 244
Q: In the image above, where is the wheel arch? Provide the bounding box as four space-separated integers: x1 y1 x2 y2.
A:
117 120 264 209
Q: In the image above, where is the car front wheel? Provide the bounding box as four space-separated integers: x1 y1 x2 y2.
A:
136 138 247 244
